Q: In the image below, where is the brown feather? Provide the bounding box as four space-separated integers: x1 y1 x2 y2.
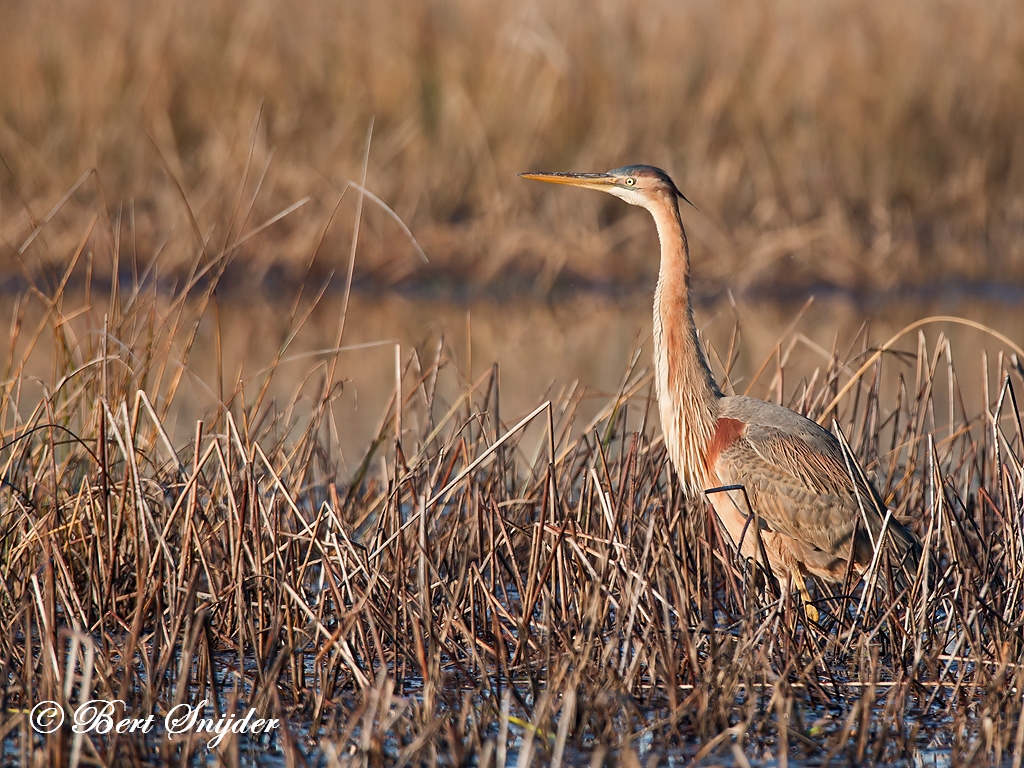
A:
705 417 746 476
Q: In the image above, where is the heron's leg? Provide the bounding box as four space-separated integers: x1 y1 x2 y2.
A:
790 569 819 624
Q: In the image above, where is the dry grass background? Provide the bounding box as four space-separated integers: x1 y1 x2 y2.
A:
2 0 1024 293
4 0 1024 765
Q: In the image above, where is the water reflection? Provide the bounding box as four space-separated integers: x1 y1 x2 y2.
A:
201 291 1024 472
8 288 1023 479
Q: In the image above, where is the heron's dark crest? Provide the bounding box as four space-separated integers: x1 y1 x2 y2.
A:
608 164 698 210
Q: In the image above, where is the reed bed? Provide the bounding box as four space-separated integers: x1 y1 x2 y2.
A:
4 0 1024 294
2 188 1024 767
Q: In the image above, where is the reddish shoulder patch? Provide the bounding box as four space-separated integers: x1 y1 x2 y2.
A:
706 417 746 469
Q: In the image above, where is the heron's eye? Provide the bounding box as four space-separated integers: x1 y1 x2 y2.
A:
624 177 636 186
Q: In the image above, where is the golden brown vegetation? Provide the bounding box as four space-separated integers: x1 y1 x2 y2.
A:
2 216 1024 764
3 0 1024 292
4 0 1024 764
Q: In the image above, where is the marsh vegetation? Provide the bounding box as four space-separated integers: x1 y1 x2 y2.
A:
3 0 1024 765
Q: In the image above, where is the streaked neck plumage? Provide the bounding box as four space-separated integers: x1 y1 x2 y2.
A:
648 194 722 497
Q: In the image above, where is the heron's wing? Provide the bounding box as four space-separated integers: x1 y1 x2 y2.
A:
712 397 916 572
712 421 870 564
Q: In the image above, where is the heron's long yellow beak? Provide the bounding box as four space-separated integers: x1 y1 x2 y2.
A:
519 172 616 190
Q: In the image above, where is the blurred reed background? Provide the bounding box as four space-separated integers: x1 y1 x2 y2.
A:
5 2 1024 764
2 0 1024 294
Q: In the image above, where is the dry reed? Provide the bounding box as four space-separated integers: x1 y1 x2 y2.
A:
3 0 1024 294
1 168 1023 766
3 3 1024 760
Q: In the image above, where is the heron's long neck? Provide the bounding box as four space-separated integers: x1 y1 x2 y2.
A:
650 198 722 497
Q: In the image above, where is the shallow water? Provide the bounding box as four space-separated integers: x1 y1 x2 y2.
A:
146 289 1024 470
6 286 1024 479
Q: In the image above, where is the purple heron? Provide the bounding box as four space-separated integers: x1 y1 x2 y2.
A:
521 165 921 615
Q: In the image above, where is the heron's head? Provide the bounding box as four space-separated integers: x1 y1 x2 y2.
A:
520 164 692 212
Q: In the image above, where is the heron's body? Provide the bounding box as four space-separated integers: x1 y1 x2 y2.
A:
522 165 921 599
